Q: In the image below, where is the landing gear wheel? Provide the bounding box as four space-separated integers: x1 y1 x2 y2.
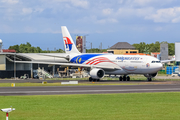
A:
119 76 123 81
148 78 152 81
89 77 93 82
93 79 97 82
97 79 100 82
123 76 127 81
127 76 130 81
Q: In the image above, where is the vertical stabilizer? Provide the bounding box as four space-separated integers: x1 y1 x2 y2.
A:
61 26 80 54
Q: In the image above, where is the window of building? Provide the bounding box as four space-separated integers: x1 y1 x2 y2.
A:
130 51 137 53
108 51 114 54
126 51 128 53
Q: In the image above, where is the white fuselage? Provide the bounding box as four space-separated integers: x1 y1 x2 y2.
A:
69 54 163 75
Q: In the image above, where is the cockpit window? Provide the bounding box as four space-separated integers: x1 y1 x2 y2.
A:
151 61 161 63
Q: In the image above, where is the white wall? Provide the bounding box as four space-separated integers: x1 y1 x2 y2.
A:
0 55 6 70
175 42 180 61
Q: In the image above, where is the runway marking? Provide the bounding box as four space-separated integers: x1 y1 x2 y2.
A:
1 88 180 94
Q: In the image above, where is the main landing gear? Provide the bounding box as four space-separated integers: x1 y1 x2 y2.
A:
89 77 100 82
147 78 152 81
119 75 130 81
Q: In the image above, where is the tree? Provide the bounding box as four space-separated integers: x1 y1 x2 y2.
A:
149 43 157 52
86 48 107 53
133 42 146 53
143 45 150 54
168 43 175 55
8 42 64 53
9 45 19 53
149 41 160 53
36 47 42 53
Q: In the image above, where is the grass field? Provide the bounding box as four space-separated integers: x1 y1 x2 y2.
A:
0 92 180 120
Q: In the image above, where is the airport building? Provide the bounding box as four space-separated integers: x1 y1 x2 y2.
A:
107 42 139 54
0 39 68 78
0 52 68 78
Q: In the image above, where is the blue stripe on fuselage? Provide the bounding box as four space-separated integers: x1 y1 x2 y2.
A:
70 54 103 64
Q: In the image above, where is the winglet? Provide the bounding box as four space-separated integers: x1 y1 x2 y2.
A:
61 26 80 54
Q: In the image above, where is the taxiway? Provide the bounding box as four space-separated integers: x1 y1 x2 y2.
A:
0 84 180 96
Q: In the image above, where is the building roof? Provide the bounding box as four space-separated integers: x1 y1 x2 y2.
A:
124 53 150 56
109 42 135 49
1 53 68 63
151 52 160 55
2 49 16 53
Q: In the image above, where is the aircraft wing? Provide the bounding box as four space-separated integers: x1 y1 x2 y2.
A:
37 53 69 59
161 60 175 63
14 61 121 70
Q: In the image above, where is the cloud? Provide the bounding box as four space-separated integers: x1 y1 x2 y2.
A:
116 7 154 18
119 0 175 7
172 16 180 23
71 29 89 34
24 26 37 33
155 27 163 31
102 8 113 15
22 8 33 15
1 0 19 4
96 18 118 24
145 7 180 23
34 8 44 13
41 28 61 33
132 0 156 6
0 0 179 34
0 25 13 33
41 0 89 9
77 15 118 24
70 0 89 9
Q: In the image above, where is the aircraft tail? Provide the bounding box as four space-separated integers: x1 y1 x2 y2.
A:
61 26 80 54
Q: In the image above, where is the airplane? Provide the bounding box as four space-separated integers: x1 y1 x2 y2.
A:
14 26 163 81
59 26 163 81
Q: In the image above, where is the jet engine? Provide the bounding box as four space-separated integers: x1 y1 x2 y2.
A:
90 68 105 79
144 73 157 78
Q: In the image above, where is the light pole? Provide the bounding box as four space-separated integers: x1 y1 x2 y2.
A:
14 53 16 80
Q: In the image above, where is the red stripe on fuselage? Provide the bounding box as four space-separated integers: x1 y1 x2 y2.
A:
89 58 109 65
86 57 116 65
86 57 109 65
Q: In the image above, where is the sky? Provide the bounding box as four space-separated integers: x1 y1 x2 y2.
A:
0 0 180 50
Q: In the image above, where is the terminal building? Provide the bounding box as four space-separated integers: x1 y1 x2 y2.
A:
0 39 68 78
0 53 68 78
107 42 139 54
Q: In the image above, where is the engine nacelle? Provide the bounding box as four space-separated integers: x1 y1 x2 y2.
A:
90 68 105 79
144 73 157 78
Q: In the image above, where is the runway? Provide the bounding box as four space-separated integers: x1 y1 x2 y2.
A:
0 84 180 96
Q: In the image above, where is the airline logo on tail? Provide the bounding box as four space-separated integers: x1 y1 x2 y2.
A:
63 37 72 51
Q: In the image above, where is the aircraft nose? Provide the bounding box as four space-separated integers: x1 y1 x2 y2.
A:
157 63 163 70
